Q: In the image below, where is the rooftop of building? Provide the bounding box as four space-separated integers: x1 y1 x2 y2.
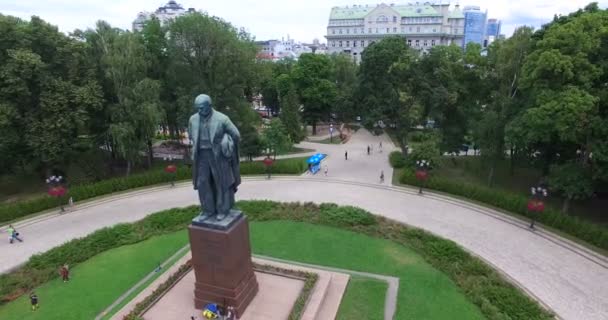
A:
329 2 460 19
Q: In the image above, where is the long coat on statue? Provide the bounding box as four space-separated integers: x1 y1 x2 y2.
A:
188 110 241 195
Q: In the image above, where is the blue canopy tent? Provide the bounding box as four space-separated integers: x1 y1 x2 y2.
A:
307 153 326 174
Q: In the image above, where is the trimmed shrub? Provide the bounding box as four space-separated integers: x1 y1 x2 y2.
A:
399 169 608 251
318 203 377 227
0 158 307 224
389 151 406 169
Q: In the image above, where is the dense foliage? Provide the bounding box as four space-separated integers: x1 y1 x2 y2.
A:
0 13 263 179
360 4 608 213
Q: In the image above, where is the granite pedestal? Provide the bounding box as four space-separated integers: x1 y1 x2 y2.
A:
188 211 258 317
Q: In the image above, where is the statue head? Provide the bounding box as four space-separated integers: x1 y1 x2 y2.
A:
194 94 213 117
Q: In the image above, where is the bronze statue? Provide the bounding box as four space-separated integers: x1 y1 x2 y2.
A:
188 94 241 221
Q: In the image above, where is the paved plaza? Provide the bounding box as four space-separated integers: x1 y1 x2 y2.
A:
1 129 607 320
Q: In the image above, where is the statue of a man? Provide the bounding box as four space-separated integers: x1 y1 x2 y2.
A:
188 94 241 221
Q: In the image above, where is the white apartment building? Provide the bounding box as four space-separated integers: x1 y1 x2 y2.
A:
326 2 465 62
132 0 196 31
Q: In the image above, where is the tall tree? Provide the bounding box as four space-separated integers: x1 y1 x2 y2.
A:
329 53 358 122
510 6 608 211
291 53 336 135
0 15 102 174
101 29 161 174
166 13 260 151
358 37 421 154
475 27 534 186
279 86 304 143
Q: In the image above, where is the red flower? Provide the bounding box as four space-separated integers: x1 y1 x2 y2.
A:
527 200 545 213
263 158 274 167
48 186 66 197
165 165 177 174
415 170 428 181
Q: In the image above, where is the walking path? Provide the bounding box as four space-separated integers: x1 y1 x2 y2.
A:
1 130 607 320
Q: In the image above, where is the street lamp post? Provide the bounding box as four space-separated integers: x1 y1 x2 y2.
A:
528 186 548 229
415 160 430 194
263 155 274 179
164 156 177 187
46 175 67 212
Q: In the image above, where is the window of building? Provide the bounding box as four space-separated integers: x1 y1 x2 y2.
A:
415 40 420 46
393 27 397 33
387 28 390 33
417 27 420 33
361 40 365 47
423 40 428 47
346 41 350 47
393 16 397 23
407 39 412 46
433 28 436 33
353 41 357 47
431 40 436 46
332 41 336 47
339 29 343 34
409 27 413 32
361 28 364 33
332 29 335 34
339 41 342 47
376 15 388 23
369 28 372 33
354 28 357 34
376 28 379 33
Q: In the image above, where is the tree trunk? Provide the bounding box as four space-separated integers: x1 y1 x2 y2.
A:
399 133 408 157
509 146 515 176
487 164 495 187
126 160 131 177
312 121 317 135
147 139 153 169
562 197 571 213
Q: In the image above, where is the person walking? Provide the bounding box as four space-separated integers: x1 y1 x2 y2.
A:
324 165 328 176
380 170 385 183
367 145 370 155
30 292 39 311
379 141 383 153
344 150 348 160
59 264 70 282
7 225 23 244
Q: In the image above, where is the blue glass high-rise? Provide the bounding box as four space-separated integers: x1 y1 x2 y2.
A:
463 6 487 48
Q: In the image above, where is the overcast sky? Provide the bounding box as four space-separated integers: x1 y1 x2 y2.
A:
2 0 606 42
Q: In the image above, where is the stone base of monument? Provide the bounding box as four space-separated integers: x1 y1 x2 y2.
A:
189 211 258 317
134 257 350 320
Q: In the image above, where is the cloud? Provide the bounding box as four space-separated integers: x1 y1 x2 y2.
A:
2 0 607 41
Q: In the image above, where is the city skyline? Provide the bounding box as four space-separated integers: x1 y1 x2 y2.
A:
2 0 607 42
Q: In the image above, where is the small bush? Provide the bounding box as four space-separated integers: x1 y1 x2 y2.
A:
318 203 377 227
389 151 406 169
399 169 608 251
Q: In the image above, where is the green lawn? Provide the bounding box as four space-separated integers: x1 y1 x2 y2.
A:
251 221 484 320
336 276 387 320
0 231 188 320
0 221 484 320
